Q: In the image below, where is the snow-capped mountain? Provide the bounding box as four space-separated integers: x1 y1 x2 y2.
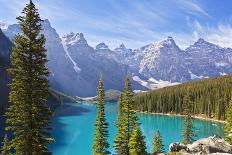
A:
2 19 232 96
132 36 189 82
2 20 146 96
61 32 146 96
184 38 232 79
128 37 232 83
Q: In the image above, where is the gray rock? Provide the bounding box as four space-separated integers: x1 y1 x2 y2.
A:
169 135 232 155
169 142 187 152
188 135 232 154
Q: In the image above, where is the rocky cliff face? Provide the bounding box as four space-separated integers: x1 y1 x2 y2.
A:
3 19 232 96
125 37 232 83
61 32 141 96
3 20 145 97
0 29 12 66
0 28 12 112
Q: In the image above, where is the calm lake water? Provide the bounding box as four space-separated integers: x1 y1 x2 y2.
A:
50 102 224 155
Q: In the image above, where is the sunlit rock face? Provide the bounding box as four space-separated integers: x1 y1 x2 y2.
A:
3 20 145 96
3 19 232 96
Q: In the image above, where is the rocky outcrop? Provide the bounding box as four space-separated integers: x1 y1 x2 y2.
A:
169 142 188 152
169 135 232 155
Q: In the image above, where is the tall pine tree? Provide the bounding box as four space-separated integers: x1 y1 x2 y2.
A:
152 130 164 154
225 96 232 145
5 0 53 154
128 126 147 155
182 92 196 145
93 77 110 155
114 93 127 154
182 115 196 144
114 76 139 155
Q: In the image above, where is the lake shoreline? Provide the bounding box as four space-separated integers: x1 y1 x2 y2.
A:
136 111 226 124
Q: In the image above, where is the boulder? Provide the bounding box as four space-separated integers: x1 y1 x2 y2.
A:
188 135 232 154
169 135 232 155
169 142 187 152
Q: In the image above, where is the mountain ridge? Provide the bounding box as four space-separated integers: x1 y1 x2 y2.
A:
2 19 232 96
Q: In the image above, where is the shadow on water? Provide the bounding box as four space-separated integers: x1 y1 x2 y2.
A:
55 104 92 117
49 103 91 151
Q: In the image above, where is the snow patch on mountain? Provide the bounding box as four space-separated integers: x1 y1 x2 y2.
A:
61 37 81 73
215 62 228 67
133 76 179 90
220 72 228 76
63 32 88 46
189 71 209 80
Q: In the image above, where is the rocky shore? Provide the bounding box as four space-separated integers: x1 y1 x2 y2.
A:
168 135 232 155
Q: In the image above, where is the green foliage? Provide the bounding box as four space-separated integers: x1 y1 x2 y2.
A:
182 115 196 144
114 93 126 154
114 76 139 155
1 134 11 155
128 126 147 155
93 77 110 155
5 0 53 154
134 75 232 120
118 93 123 115
152 130 164 153
182 91 196 144
225 96 232 145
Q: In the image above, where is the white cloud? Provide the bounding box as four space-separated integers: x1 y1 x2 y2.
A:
2 0 232 50
174 0 210 17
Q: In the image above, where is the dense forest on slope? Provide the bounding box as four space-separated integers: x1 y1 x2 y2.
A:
134 75 232 120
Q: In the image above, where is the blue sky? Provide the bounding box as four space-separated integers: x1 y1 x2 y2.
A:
0 0 232 49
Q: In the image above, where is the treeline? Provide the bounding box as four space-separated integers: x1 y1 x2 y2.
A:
134 75 232 120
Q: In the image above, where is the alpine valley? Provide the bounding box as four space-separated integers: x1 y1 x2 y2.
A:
1 19 232 97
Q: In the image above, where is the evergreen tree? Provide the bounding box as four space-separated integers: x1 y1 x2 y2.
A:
114 76 139 155
93 77 110 155
182 89 192 115
182 90 196 145
128 126 147 155
5 0 53 154
152 130 164 154
114 120 128 155
225 96 232 145
118 93 124 115
1 134 11 155
182 115 196 144
114 93 127 154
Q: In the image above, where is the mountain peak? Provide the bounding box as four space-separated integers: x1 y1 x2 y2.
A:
153 36 177 48
161 36 176 45
62 32 88 46
119 43 126 49
42 19 51 27
195 38 208 44
192 38 218 48
166 36 174 41
115 43 127 51
96 42 109 50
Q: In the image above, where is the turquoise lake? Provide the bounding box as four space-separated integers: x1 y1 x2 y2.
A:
50 102 224 155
